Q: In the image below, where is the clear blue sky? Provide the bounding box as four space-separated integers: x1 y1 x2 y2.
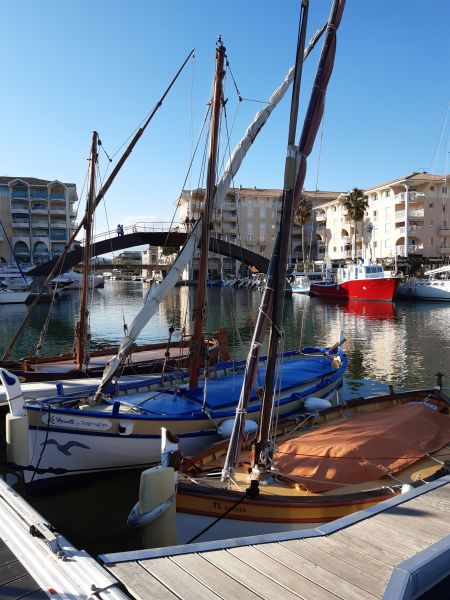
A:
1 1 449 234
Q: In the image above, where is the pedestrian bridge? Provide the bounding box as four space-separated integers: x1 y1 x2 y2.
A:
28 223 269 276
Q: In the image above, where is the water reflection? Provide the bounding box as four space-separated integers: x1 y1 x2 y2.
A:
0 282 448 395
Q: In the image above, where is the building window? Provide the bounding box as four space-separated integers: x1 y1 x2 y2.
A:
373 241 377 248
430 186 434 191
385 223 390 233
442 187 448 194
373 210 377 222
429 203 434 208
430 237 433 246
259 206 266 219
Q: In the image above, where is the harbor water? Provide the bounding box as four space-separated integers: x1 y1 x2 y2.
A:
1 279 449 395
1 280 449 555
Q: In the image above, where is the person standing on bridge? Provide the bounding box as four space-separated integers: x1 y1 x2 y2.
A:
116 224 124 236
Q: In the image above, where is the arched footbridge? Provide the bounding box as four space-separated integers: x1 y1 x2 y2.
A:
28 225 270 276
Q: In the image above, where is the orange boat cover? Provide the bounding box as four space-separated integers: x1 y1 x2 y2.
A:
276 402 450 493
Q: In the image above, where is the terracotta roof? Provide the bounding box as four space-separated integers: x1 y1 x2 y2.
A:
0 176 75 186
364 172 449 192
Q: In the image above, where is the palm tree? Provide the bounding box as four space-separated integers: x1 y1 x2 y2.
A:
341 187 369 262
294 195 313 272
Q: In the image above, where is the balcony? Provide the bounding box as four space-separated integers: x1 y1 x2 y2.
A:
316 221 326 230
12 219 30 228
31 206 48 215
30 191 48 200
440 246 450 253
395 244 424 255
343 250 352 258
315 213 326 222
50 208 66 215
50 231 68 241
342 236 351 244
395 209 424 222
11 189 28 199
49 221 67 228
409 209 425 221
11 205 29 214
394 191 425 203
50 193 65 201
439 227 450 235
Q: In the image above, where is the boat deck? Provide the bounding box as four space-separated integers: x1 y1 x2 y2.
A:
100 475 450 599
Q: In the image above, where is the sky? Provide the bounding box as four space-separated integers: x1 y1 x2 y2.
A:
1 0 449 235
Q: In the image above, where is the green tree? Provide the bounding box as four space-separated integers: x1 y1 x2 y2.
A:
161 246 179 257
341 187 369 261
294 195 313 272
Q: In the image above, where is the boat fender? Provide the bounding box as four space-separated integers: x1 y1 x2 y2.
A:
0 368 26 416
118 422 134 435
331 356 342 368
55 383 64 396
218 418 258 438
401 484 413 494
128 491 176 528
304 397 332 412
112 400 121 417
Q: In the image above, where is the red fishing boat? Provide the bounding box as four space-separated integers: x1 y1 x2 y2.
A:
309 262 400 301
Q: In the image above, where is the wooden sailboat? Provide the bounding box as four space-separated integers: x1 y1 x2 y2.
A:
0 32 348 492
126 0 450 547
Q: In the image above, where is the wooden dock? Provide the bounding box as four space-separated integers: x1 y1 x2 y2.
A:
100 475 450 600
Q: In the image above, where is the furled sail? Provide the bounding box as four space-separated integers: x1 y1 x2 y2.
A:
94 59 306 396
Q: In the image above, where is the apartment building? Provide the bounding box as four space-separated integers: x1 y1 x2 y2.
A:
0 177 78 264
177 186 338 278
316 172 450 264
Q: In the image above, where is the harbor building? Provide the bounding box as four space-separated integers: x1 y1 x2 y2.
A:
0 176 78 264
177 186 340 278
316 172 450 265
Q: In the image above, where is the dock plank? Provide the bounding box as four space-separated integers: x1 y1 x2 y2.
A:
203 548 315 600
172 553 263 600
375 509 450 542
140 556 223 600
337 520 425 555
107 561 179 600
257 541 379 600
228 545 341 600
331 529 408 565
305 536 391 580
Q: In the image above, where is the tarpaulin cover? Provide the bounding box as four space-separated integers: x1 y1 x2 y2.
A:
276 402 450 493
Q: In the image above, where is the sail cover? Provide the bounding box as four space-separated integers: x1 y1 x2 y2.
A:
276 402 450 493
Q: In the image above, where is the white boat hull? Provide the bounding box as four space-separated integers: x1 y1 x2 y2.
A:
0 290 30 304
397 280 450 301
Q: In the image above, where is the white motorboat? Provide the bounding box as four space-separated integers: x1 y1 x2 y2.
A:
396 265 450 301
49 270 104 291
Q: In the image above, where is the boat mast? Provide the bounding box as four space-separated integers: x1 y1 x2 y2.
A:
189 37 226 390
76 131 98 370
252 0 308 477
221 0 345 483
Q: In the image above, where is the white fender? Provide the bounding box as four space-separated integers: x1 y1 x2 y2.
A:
0 368 29 466
218 418 258 439
304 397 332 412
0 368 26 416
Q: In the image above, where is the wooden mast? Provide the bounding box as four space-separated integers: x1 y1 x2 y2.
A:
252 2 309 476
189 37 226 390
76 131 98 370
